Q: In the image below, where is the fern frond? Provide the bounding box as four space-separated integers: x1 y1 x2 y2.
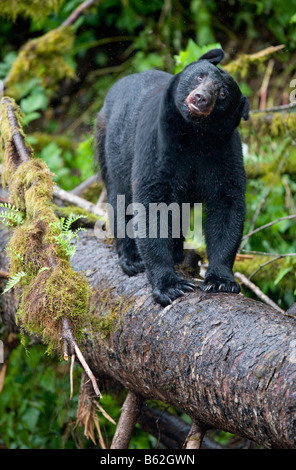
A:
63 213 87 233
0 202 24 227
6 247 25 264
2 271 26 294
50 213 87 258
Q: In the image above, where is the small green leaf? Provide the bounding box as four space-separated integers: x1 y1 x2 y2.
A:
2 271 26 294
274 267 293 285
20 92 48 113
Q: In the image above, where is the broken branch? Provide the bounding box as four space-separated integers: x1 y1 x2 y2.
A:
234 271 284 313
62 318 102 398
110 391 143 449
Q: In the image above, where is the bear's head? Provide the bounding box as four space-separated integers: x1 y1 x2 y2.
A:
174 49 249 133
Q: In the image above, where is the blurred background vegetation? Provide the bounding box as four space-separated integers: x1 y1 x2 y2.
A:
0 0 295 449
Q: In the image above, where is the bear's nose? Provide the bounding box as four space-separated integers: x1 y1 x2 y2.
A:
194 93 207 106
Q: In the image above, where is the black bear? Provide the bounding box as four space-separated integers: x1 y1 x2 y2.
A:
96 48 249 306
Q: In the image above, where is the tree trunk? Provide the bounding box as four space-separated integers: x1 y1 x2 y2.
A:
1 227 296 449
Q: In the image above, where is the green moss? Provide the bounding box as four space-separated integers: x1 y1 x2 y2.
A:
5 27 75 98
8 220 53 278
224 47 282 79
79 181 104 204
0 0 64 24
224 54 253 78
56 205 101 225
17 260 90 350
0 97 90 353
9 159 55 213
240 111 296 181
234 255 294 291
0 98 33 187
245 155 296 180
241 112 296 139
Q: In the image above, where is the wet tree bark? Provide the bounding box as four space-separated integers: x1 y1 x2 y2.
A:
1 227 296 449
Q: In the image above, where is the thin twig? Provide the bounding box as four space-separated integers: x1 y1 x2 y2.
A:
62 318 102 398
241 249 290 256
248 44 285 60
73 343 101 397
70 174 100 197
240 188 272 250
242 214 296 242
53 185 106 217
96 401 116 425
234 271 284 313
248 253 296 281
250 102 296 114
63 339 69 361
61 0 100 28
70 353 75 400
259 59 274 110
93 412 106 449
0 196 12 205
96 186 107 207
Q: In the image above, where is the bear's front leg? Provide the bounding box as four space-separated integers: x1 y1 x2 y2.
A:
138 235 196 306
132 187 195 306
201 192 245 294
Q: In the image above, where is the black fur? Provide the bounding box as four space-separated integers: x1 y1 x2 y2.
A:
96 49 249 306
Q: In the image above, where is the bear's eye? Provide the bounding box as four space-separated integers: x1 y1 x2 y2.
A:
219 89 226 99
197 76 203 82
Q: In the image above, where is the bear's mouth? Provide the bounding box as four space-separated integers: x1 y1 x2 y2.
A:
185 82 218 117
186 101 214 117
188 102 200 113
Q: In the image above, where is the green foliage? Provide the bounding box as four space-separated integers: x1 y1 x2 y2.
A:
5 27 76 99
50 213 87 258
218 0 296 48
190 0 216 46
0 344 84 449
0 343 153 449
1 0 296 451
130 51 164 73
0 0 65 25
38 136 94 191
20 88 49 126
2 271 26 294
0 51 17 78
240 134 296 307
174 39 222 73
0 202 24 227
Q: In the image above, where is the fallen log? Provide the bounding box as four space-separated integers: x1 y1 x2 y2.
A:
1 227 296 449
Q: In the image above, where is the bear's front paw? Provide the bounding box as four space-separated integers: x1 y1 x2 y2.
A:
200 274 240 294
119 256 145 276
152 278 196 307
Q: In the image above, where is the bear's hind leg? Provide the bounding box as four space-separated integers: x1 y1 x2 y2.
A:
109 193 145 276
117 237 145 276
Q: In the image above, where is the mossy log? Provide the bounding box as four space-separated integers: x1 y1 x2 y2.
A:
1 227 296 449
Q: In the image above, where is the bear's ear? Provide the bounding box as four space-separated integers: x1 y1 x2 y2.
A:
240 95 249 121
198 48 224 66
